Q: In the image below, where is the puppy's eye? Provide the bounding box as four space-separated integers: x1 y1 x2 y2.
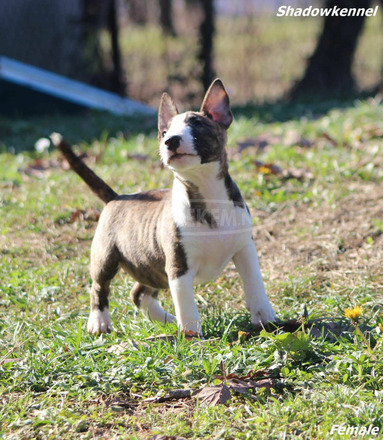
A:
191 118 203 127
161 131 166 138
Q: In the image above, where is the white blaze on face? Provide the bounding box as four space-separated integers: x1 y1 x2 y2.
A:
160 113 197 165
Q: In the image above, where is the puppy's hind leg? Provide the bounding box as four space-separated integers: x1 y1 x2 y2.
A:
130 283 175 324
88 249 119 335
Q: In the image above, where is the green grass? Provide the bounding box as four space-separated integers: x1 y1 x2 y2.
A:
0 97 382 439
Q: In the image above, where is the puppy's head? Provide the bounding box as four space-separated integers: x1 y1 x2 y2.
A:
158 79 233 172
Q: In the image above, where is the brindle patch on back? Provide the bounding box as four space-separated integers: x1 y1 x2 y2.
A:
93 189 189 290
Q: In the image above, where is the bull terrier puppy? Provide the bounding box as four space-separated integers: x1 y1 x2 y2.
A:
53 79 276 337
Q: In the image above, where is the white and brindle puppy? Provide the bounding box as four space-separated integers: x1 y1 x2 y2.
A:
53 79 276 337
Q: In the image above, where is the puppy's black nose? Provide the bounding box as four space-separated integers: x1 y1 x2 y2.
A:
165 135 181 152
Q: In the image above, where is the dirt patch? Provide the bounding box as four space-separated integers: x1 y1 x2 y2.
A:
252 181 383 292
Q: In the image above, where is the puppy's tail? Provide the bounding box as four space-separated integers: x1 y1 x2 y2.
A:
51 133 118 204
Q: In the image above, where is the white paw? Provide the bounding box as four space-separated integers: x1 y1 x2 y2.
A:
87 309 113 334
180 321 203 337
141 296 176 324
249 299 276 326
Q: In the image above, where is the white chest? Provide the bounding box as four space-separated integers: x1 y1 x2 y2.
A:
171 177 253 283
182 214 251 284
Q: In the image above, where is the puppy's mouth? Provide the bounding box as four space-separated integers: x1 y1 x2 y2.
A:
168 153 196 163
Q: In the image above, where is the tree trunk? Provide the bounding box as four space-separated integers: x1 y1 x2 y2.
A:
108 0 126 95
291 0 372 97
159 0 176 36
81 0 110 88
198 0 215 92
0 0 85 80
126 0 149 25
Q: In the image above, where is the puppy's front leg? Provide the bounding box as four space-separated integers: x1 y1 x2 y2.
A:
168 272 202 337
233 241 276 326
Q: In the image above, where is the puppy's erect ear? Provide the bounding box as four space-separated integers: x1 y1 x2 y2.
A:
200 79 233 129
158 93 179 136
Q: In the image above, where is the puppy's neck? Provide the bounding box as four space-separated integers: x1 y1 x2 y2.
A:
173 161 230 206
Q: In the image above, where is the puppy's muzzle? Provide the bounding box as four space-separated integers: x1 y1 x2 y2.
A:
165 135 181 152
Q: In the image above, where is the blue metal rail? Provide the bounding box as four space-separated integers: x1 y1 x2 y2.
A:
0 56 155 116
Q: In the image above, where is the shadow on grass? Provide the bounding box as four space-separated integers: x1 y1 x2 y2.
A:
0 111 158 154
232 90 380 123
1 90 380 153
203 311 376 346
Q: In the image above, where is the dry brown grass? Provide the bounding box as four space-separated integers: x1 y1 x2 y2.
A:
250 181 383 313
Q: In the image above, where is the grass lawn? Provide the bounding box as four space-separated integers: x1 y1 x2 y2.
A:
0 96 382 439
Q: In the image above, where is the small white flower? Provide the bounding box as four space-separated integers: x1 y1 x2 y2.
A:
35 137 50 153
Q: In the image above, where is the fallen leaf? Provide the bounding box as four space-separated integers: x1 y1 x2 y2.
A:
107 340 142 355
163 355 174 365
363 124 383 138
70 209 83 223
254 161 282 175
251 378 275 390
70 208 101 224
227 378 254 394
220 377 275 395
282 168 314 181
144 333 206 344
297 137 313 148
83 209 101 222
127 153 151 162
151 435 187 440
320 132 338 147
145 334 177 344
107 397 136 411
0 358 23 365
284 130 313 148
21 158 62 178
237 135 281 152
253 161 314 181
224 368 270 381
144 389 192 403
248 369 271 378
228 135 282 159
196 384 231 406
